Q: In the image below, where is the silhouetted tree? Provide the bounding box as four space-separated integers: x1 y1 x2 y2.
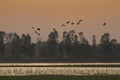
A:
47 29 58 59
21 34 32 58
5 33 21 59
78 32 83 44
93 35 96 47
1 29 120 62
0 31 5 58
100 33 113 60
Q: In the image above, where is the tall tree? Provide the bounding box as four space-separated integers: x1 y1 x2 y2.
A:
92 35 96 47
21 34 32 58
47 29 59 59
5 33 21 59
78 32 83 43
0 31 5 58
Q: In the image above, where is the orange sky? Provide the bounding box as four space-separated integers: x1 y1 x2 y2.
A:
0 0 120 43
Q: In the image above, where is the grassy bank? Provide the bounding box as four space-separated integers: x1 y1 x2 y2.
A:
0 75 120 80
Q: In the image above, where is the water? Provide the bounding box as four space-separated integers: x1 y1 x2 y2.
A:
0 63 120 76
1 63 120 66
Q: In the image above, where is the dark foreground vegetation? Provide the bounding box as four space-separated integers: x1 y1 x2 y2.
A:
0 75 120 80
0 30 120 62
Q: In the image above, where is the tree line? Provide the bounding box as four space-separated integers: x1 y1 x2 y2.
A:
0 30 120 62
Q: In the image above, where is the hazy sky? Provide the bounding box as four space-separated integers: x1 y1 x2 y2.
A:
0 0 120 43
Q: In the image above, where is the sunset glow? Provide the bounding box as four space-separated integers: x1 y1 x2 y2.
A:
0 0 120 43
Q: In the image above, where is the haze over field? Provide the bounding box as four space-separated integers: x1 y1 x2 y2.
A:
0 0 120 43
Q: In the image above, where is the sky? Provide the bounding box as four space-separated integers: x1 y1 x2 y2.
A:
0 0 120 43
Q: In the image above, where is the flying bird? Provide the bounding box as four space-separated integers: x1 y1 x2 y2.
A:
37 28 40 31
77 22 80 25
61 24 65 27
34 31 38 34
66 21 70 24
34 31 40 36
37 33 40 36
71 22 74 25
31 27 34 29
53 28 56 31
77 19 83 25
103 23 106 26
79 19 83 22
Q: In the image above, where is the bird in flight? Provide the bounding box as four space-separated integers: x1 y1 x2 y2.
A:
37 28 40 31
103 23 106 26
32 26 40 31
31 27 34 29
79 19 83 22
37 33 40 36
61 24 65 27
53 28 56 31
31 26 41 36
34 31 38 34
77 19 83 25
34 31 40 36
66 21 70 24
71 22 74 25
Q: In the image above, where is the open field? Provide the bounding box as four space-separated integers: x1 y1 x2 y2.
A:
0 63 120 76
0 76 120 80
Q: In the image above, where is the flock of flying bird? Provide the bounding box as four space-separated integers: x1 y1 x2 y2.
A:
31 19 107 36
61 19 83 27
31 26 41 36
61 19 106 27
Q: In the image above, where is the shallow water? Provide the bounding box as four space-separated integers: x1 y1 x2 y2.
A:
0 67 120 76
0 63 120 76
0 63 120 66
